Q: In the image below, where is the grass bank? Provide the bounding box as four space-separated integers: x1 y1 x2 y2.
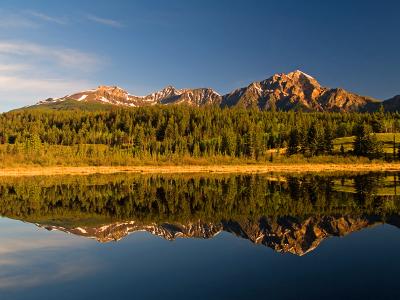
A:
1 162 400 177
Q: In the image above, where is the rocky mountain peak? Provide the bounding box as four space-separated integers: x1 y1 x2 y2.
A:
34 70 386 112
269 70 322 90
96 85 129 97
222 70 376 111
97 85 123 91
287 69 315 80
162 85 177 92
35 214 390 256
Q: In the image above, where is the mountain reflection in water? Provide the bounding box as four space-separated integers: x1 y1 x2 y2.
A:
1 172 400 256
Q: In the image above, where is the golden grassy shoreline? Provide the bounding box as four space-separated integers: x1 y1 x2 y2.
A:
1 163 400 177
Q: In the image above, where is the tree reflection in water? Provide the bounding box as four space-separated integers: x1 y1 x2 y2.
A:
0 172 399 255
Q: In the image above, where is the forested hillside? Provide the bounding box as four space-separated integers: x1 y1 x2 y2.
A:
0 106 398 166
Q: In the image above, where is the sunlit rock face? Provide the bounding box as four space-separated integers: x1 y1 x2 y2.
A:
37 215 385 256
36 85 222 108
35 70 380 111
222 70 376 111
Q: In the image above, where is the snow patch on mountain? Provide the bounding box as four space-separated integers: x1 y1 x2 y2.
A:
77 95 88 101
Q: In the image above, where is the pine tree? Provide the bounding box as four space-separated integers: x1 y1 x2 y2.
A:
307 123 320 156
353 123 383 159
221 129 235 156
133 125 145 155
287 128 300 156
340 144 345 155
323 124 334 154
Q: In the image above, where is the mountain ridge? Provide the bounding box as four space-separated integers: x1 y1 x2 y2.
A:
29 70 395 112
36 214 394 256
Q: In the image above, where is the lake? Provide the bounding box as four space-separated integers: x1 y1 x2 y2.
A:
1 172 400 299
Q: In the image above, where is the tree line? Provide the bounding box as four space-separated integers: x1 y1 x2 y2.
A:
0 106 398 161
0 173 398 225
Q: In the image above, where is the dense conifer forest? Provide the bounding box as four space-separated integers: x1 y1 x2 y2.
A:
0 106 398 165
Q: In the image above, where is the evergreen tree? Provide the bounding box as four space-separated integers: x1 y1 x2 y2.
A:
340 144 345 155
221 129 235 156
323 124 334 154
353 123 383 159
287 128 300 156
307 122 322 156
133 125 145 155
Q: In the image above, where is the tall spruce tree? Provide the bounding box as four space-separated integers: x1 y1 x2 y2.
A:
353 123 383 159
287 128 300 156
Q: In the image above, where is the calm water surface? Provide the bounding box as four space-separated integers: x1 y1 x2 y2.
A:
1 172 400 299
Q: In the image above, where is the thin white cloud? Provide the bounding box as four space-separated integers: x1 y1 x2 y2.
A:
0 41 99 70
0 76 92 93
87 14 123 28
0 14 38 28
25 10 67 25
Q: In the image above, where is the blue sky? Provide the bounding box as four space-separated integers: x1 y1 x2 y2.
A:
0 0 399 111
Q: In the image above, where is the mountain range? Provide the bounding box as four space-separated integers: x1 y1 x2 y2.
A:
30 70 399 112
36 214 399 256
